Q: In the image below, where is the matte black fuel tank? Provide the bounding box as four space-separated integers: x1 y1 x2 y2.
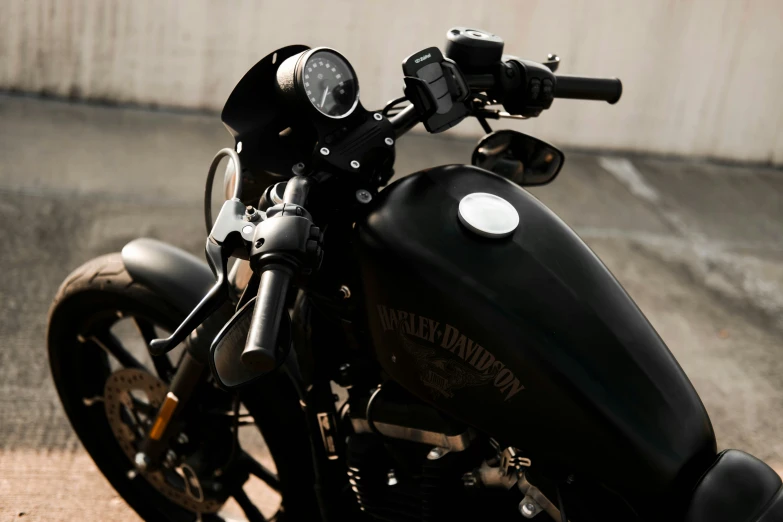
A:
355 165 716 515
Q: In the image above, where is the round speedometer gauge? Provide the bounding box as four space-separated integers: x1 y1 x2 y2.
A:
301 50 358 118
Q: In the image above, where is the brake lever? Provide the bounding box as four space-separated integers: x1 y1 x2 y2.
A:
150 198 259 355
473 108 530 121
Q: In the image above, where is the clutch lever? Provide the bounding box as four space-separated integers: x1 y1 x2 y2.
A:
149 238 228 356
150 149 257 356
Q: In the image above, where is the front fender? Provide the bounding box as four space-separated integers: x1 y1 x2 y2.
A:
121 238 213 315
122 238 237 362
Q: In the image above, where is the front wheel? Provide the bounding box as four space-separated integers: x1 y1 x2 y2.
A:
47 252 319 521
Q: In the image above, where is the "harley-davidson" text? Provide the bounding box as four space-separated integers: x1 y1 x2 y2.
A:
377 305 524 401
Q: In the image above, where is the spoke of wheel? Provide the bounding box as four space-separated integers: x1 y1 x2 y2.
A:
129 395 159 416
132 316 174 379
90 329 144 370
121 404 147 440
232 487 267 522
242 453 281 493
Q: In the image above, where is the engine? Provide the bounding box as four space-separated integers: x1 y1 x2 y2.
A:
344 386 541 522
346 433 483 521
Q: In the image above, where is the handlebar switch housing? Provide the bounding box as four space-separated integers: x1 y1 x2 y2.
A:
249 203 323 276
498 58 557 118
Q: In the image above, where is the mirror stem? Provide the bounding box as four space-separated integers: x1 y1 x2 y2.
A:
476 115 493 134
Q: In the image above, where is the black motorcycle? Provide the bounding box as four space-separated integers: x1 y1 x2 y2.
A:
47 28 783 522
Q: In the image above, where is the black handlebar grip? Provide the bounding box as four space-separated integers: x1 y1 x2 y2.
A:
554 75 623 104
240 267 291 372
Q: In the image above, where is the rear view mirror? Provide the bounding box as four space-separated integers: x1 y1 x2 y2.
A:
209 298 289 388
472 130 564 186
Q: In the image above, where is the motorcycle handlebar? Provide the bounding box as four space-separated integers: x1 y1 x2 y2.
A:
241 266 291 372
554 75 622 104
390 105 420 138
239 176 311 373
392 64 622 137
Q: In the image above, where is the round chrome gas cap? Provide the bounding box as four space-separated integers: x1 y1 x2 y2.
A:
458 192 519 238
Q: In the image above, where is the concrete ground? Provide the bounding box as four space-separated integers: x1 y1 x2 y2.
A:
1 94 782 520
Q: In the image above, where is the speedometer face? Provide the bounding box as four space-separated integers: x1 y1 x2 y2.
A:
302 50 358 118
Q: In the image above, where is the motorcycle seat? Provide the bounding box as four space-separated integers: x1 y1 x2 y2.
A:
684 449 783 522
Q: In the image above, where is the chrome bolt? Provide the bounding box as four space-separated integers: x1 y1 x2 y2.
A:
177 433 189 444
241 225 254 236
134 452 149 472
350 160 360 169
462 472 479 488
244 206 259 222
384 137 394 146
320 147 330 156
519 497 541 518
339 285 351 299
373 113 383 121
427 447 449 460
166 450 177 466
387 469 398 486
355 189 372 204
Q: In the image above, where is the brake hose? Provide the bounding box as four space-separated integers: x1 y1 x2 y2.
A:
204 147 243 234
557 486 568 522
365 384 385 436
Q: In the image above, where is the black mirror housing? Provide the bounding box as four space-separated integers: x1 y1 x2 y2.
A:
472 130 564 186
209 298 290 388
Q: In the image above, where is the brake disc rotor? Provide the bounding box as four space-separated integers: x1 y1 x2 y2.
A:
104 368 223 513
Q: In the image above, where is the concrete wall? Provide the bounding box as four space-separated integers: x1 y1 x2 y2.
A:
2 0 782 163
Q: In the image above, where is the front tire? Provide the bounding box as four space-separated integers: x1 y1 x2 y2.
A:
48 252 319 521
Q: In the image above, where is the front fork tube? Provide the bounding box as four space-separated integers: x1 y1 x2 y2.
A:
138 351 205 468
287 295 349 521
304 380 349 522
138 296 236 469
138 282 349 520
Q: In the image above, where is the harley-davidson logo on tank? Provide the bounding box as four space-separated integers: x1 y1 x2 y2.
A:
377 305 524 402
